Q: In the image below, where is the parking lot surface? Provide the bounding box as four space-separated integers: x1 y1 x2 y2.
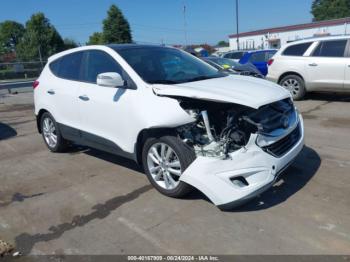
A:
0 89 349 255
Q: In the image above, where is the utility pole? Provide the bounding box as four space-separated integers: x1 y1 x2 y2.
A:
38 45 44 69
236 0 240 50
183 1 188 47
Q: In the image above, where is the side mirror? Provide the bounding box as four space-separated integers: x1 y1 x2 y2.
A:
97 72 125 88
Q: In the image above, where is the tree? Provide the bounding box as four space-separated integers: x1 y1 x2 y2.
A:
87 32 104 45
311 0 350 21
217 40 229 47
63 38 78 49
87 5 132 45
16 13 64 61
102 4 132 44
0 21 25 55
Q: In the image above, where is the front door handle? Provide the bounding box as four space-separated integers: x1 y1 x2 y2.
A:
79 95 90 101
309 63 318 67
47 89 55 95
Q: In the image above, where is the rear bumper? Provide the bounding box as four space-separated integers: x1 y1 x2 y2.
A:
180 115 305 209
266 74 278 83
35 115 41 133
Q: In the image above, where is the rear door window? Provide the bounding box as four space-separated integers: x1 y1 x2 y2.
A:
312 40 347 57
282 42 312 56
231 52 245 60
249 52 266 63
49 51 84 81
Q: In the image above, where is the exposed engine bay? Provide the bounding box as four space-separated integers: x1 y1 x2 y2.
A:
176 97 296 159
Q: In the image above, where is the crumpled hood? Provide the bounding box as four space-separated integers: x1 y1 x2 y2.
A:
152 75 290 109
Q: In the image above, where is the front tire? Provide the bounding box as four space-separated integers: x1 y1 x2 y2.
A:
279 74 306 100
40 112 68 152
142 136 196 198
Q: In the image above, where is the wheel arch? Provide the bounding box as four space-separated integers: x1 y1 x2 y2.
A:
135 127 178 166
36 109 49 133
278 71 305 85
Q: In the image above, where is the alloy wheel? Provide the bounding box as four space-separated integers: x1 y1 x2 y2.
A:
42 117 57 148
282 78 300 97
147 142 182 190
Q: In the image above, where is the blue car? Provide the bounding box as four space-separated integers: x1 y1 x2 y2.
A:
239 49 277 76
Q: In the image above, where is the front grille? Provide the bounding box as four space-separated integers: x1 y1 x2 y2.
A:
262 124 301 158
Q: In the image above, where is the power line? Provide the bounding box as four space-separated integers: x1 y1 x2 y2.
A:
54 21 230 34
236 0 240 50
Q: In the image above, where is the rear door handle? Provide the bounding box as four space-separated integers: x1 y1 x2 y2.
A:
309 63 318 67
79 95 90 101
47 90 55 95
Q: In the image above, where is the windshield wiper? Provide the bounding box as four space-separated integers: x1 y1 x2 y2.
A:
150 80 178 84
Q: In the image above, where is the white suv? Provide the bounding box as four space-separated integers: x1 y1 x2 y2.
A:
34 45 304 209
267 35 350 100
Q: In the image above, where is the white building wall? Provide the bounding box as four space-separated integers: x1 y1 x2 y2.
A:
229 23 349 51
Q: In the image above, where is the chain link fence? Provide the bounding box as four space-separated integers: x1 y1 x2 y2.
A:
0 61 45 81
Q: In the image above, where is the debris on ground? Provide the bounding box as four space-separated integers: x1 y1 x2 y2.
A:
0 239 14 257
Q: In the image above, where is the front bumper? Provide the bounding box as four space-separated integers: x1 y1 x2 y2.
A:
180 115 305 209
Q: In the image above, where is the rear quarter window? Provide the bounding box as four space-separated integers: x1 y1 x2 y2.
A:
49 60 60 75
282 42 312 56
312 40 347 57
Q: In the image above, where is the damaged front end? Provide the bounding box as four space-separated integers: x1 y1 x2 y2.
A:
176 97 298 159
173 97 304 209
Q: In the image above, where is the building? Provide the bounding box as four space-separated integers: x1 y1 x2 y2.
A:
229 17 350 51
212 46 231 57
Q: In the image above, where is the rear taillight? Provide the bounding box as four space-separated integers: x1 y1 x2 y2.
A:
267 59 274 66
33 80 39 89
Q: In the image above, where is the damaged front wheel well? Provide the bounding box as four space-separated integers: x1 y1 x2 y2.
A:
135 127 178 166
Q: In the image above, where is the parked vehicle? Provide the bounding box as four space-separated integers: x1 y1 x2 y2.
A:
222 50 249 62
202 57 264 78
34 45 304 209
267 35 350 100
239 49 277 76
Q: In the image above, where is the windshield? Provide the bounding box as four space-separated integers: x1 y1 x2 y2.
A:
115 46 227 84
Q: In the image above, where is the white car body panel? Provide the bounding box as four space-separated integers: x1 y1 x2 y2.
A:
77 83 195 153
345 62 350 89
34 66 81 129
35 45 305 208
180 116 304 206
153 75 290 109
267 35 350 93
304 56 346 90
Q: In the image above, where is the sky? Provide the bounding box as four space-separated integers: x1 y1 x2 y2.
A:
0 0 314 45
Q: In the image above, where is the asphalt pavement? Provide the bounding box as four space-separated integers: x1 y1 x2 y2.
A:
0 89 349 255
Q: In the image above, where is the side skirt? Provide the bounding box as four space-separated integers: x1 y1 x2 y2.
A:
57 123 136 161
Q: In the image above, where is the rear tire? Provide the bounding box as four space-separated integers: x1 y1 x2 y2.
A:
40 112 68 152
279 74 306 100
142 135 196 198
